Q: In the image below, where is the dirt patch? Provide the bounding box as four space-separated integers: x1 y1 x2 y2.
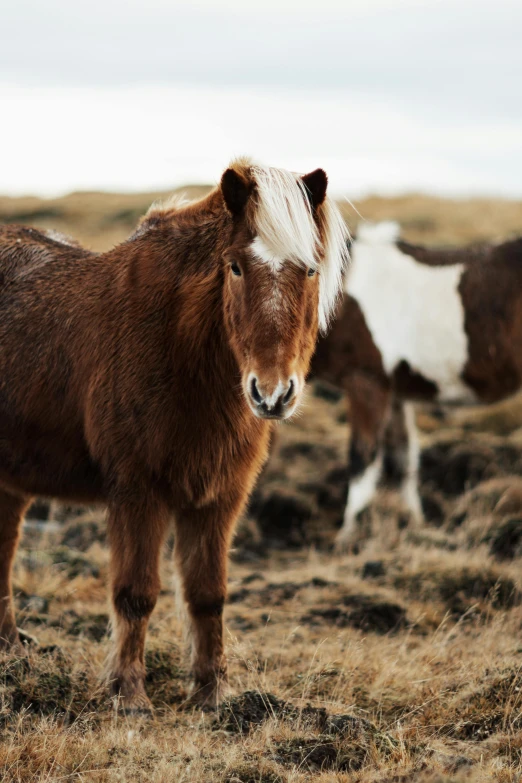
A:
487 517 522 560
420 490 446 526
1 648 102 722
249 491 313 549
215 689 398 773
420 441 522 497
216 690 353 735
448 477 522 530
49 546 100 578
223 762 286 783
64 611 109 642
279 441 338 463
450 669 522 740
228 578 338 607
16 593 50 620
215 691 295 733
361 560 386 579
144 643 183 706
270 736 361 772
34 609 109 641
60 518 106 551
301 594 407 634
394 565 520 617
269 711 399 772
228 615 258 632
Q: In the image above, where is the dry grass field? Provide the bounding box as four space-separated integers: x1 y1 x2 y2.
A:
2 190 522 782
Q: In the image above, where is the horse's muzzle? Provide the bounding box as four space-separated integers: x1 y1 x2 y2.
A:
246 374 298 420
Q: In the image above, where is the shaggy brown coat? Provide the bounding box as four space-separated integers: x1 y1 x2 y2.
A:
0 160 348 710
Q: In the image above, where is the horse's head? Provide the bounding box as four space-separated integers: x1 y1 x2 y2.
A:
220 159 349 420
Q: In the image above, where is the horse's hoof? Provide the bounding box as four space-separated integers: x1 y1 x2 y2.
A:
120 704 154 719
18 629 39 647
0 628 37 654
112 687 154 717
333 532 360 554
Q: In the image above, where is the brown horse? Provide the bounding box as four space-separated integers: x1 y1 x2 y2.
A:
0 159 349 710
311 221 522 549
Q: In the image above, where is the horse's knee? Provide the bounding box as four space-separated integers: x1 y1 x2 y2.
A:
349 436 378 479
189 596 225 619
341 435 384 537
113 585 157 621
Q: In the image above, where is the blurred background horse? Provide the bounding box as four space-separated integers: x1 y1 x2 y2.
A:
312 222 522 548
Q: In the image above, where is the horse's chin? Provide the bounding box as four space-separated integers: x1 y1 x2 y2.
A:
247 403 298 422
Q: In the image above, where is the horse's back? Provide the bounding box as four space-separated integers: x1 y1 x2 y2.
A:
344 229 522 403
0 223 96 358
0 224 106 501
0 224 89 285
347 232 472 401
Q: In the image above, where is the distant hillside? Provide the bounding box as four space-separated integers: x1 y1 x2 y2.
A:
1 188 521 251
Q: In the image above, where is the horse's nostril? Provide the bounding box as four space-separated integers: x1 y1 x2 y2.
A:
250 377 263 404
283 379 294 404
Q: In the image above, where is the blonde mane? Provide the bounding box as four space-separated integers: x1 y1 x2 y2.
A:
248 161 350 332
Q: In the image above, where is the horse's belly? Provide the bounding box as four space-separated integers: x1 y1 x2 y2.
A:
391 354 475 403
377 324 475 403
0 424 105 502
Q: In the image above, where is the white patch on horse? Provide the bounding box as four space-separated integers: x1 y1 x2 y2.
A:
347 222 474 403
264 380 286 407
250 236 283 272
336 453 383 547
251 237 285 322
400 403 423 523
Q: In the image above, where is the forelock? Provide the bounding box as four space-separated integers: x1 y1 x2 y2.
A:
247 162 350 333
250 164 318 268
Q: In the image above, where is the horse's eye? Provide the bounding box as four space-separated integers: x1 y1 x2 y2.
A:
231 262 242 277
307 268 316 277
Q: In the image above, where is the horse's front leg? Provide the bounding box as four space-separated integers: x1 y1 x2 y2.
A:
174 497 239 709
336 373 391 551
0 490 32 650
384 399 423 527
106 496 169 713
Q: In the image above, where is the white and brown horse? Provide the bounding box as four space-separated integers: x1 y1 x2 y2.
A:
312 221 522 548
0 158 349 710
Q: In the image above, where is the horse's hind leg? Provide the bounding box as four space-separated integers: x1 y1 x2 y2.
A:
383 399 423 526
0 489 31 649
106 496 170 713
335 373 391 551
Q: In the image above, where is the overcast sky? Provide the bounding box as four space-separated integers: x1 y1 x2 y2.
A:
1 0 521 196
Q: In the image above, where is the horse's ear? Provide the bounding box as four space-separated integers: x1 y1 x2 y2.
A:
302 168 328 210
221 168 252 217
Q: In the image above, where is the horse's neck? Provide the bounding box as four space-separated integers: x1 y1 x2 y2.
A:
109 200 237 382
